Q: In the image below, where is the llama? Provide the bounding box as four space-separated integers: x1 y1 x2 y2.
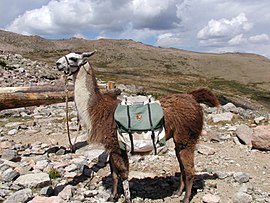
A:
56 51 221 203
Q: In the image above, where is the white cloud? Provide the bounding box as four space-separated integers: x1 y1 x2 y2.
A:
197 13 252 40
2 0 270 58
0 0 50 28
228 34 247 46
156 33 184 47
73 33 87 39
249 34 269 44
5 0 183 37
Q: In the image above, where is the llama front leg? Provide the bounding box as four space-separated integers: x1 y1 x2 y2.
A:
108 160 119 202
108 150 130 202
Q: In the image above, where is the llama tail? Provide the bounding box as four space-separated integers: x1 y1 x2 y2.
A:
189 88 221 110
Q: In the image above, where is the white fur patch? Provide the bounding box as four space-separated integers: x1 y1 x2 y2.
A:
73 67 92 136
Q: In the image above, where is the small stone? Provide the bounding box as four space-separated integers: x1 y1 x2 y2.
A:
56 148 66 155
235 124 253 146
233 172 250 184
254 116 266 125
202 194 221 203
40 186 55 196
1 149 18 161
34 160 49 171
214 171 229 179
28 196 64 203
3 188 33 203
0 141 12 149
211 112 234 123
205 180 217 188
8 129 18 135
64 164 78 172
58 185 74 200
2 167 20 182
196 144 215 155
232 192 252 203
14 172 51 188
223 102 239 113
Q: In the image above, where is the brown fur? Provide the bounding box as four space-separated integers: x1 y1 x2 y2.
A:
87 82 220 202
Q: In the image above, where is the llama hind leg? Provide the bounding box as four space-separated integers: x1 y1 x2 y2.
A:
108 150 130 203
108 159 119 201
175 145 195 203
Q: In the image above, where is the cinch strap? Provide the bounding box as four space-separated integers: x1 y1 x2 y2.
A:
127 105 134 154
147 101 157 155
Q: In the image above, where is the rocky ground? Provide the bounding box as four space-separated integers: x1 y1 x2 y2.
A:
0 52 270 203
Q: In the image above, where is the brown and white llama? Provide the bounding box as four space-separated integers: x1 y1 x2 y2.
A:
56 51 221 203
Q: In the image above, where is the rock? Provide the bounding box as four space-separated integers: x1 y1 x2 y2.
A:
14 172 51 188
254 116 266 125
0 141 12 149
2 167 20 182
3 188 33 203
55 148 66 155
196 144 215 155
202 194 221 203
34 160 49 171
214 171 229 179
58 185 74 200
128 171 157 179
7 129 18 135
40 186 54 196
29 196 64 203
232 192 253 203
223 102 239 113
211 112 234 123
1 149 18 161
252 126 270 150
64 164 78 172
4 122 22 128
233 172 250 184
235 124 253 146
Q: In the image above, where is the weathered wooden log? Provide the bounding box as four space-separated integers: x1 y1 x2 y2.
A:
0 83 119 111
0 85 74 111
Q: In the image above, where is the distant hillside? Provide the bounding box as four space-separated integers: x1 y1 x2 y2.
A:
0 29 270 110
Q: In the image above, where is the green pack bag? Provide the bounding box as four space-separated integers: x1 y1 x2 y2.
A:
114 102 164 133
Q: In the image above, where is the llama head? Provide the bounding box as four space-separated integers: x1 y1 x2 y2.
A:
56 50 96 75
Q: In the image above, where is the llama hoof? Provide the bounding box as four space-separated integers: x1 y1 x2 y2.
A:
107 195 118 202
118 194 132 203
173 189 182 196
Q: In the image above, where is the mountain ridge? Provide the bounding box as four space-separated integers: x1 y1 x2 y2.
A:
0 29 269 109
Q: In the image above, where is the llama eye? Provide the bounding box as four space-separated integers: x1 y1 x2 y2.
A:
69 57 78 62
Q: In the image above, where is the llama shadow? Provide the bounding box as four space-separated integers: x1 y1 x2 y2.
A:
101 172 218 201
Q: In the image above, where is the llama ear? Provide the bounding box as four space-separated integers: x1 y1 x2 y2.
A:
82 50 97 58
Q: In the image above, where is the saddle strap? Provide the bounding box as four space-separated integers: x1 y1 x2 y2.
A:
147 102 157 155
127 105 135 154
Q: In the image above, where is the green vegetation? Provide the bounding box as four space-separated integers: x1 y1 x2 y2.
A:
48 168 61 179
0 60 6 67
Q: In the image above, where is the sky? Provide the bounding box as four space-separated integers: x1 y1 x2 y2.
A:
1 0 270 58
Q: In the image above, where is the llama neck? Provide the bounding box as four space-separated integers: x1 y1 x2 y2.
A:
73 63 102 129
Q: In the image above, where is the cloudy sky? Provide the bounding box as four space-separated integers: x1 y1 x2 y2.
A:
1 0 270 58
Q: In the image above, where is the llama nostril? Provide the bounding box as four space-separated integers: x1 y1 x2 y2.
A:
56 62 63 70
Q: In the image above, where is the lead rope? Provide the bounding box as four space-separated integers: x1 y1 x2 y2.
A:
64 75 75 153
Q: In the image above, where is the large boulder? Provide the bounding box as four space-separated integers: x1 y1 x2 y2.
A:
235 124 253 146
252 125 270 151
